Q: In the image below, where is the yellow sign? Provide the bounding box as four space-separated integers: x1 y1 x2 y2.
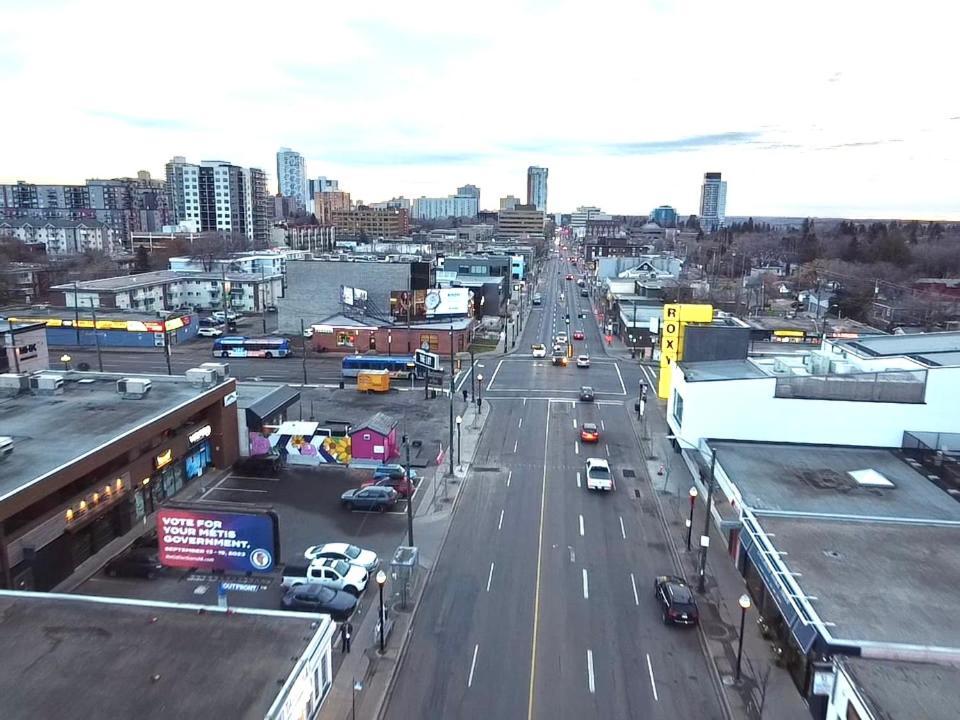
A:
773 330 804 337
155 449 173 469
658 303 713 399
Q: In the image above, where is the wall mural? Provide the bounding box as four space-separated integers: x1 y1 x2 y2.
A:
248 428 351 465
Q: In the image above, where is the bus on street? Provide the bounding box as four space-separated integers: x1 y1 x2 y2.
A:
212 336 291 358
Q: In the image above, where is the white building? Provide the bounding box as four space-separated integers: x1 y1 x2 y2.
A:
168 249 307 275
276 147 307 210
0 219 116 255
667 332 960 450
526 166 548 212
699 171 727 231
570 206 612 238
412 195 478 220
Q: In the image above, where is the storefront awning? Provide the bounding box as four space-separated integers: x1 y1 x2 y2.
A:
245 386 301 431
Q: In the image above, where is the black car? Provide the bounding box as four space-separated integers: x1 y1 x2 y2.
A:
104 548 163 579
281 583 358 621
654 575 699 626
579 386 595 402
341 486 398 512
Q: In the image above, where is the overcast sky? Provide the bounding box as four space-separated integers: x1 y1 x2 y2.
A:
2 0 957 219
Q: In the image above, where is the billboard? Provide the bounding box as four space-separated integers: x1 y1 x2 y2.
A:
390 289 427 320
425 287 470 317
340 286 368 308
157 507 280 573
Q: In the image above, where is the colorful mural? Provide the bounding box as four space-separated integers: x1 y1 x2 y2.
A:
247 423 352 466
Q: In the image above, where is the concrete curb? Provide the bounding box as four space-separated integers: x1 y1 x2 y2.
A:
373 400 491 720
627 413 736 720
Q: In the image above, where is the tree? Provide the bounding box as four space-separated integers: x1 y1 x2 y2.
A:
134 245 151 273
686 214 701 230
841 236 861 262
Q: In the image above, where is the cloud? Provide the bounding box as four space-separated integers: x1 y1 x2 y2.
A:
604 132 762 154
85 110 191 130
320 149 490 166
815 139 903 150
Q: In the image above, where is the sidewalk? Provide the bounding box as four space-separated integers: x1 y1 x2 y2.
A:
631 409 811 720
319 398 490 720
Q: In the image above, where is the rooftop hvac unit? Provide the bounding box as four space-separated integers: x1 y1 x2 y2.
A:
772 358 792 375
117 378 152 398
30 375 64 394
0 373 29 396
830 360 854 375
185 368 217 385
198 362 230 380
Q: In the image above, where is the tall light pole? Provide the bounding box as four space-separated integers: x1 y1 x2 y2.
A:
456 415 462 466
477 374 484 409
686 486 698 551
736 594 752 682
376 570 387 654
448 328 455 476
698 450 718 593
404 436 413 547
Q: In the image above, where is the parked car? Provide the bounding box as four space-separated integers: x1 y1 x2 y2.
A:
281 558 369 595
573 330 585 340
340 486 398 512
362 474 415 498
531 343 547 358
197 327 223 337
654 575 700 626
580 423 600 443
199 317 224 327
576 354 591 368
580 289 589 297
104 548 163 579
303 543 379 572
584 458 613 491
579 386 595 401
265 305 278 313
0 436 13 459
281 583 358 621
372 464 419 481
532 294 543 306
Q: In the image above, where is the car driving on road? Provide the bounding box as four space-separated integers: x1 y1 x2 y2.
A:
580 423 599 443
303 542 379 572
579 386 595 401
584 458 613 491
531 343 547 358
573 330 584 340
576 354 591 368
654 576 700 626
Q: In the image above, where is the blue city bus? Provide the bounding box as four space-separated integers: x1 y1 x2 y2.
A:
341 355 421 379
212 336 291 359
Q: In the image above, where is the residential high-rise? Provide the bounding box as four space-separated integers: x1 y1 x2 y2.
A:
412 194 478 220
457 184 480 205
699 173 727 231
276 147 307 210
307 177 338 196
499 195 520 211
526 166 548 212
165 157 264 242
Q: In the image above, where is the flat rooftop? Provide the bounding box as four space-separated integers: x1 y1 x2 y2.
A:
837 331 960 359
758 516 960 649
0 591 325 720
840 657 960 720
50 269 280 292
2 305 188 323
0 372 230 507
711 441 960 522
678 359 770 381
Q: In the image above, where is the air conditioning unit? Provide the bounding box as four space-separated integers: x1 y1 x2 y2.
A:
830 360 854 375
0 373 29 396
185 368 217 385
117 377 152 397
199 362 230 379
30 375 64 394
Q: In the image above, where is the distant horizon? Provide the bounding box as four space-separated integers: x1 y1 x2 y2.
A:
1 1 958 221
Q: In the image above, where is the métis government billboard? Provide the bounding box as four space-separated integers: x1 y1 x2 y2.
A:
157 507 280 574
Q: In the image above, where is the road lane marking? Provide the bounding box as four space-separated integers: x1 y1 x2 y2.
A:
582 568 589 599
605 444 610 456
646 654 659 701
576 472 581 488
631 573 639 606
579 514 584 536
572 418 577 429
487 359 504 389
468 643 479 687
507 470 512 486
527 400 551 720
518 417 523 429
613 362 627 395
619 516 626 539
586 650 596 694
574 442 579 455
486 562 495 592
498 509 504 530
600 419 605 431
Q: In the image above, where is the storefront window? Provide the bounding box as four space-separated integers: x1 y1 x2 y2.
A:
337 332 356 347
420 334 439 352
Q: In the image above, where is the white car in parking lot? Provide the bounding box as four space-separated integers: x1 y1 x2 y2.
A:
303 543 379 572
197 327 223 337
282 558 369 595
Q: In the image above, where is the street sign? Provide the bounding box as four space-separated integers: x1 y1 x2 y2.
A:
414 348 441 372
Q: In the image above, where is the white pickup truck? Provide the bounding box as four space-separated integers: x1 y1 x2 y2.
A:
281 558 369 596
584 458 614 491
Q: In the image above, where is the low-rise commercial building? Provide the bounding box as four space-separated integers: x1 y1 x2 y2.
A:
0 369 238 591
0 591 335 720
308 314 474 355
496 204 544 239
0 320 48 373
2 307 199 349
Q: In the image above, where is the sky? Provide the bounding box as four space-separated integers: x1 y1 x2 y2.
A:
1 0 958 219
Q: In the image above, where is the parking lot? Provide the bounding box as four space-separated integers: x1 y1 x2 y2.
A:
485 356 627 396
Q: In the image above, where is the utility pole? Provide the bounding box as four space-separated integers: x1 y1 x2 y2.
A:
73 281 81 346
300 319 308 385
89 301 103 372
163 326 173 376
698 449 718 594
469 342 476 402
260 265 267 334
404 437 413 546
448 327 454 476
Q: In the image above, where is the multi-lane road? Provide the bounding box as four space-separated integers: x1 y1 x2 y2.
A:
384 255 724 719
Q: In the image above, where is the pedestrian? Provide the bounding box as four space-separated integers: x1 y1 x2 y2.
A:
341 621 352 653
462 388 468 404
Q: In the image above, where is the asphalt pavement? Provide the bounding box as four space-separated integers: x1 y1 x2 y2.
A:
383 255 725 719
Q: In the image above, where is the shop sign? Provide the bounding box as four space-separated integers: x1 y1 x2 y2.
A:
155 448 173 469
157 507 279 573
224 391 238 406
188 425 212 444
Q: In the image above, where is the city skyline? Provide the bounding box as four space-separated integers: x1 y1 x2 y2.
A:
1 0 957 219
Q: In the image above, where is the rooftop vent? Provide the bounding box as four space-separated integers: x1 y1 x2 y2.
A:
185 368 217 386
848 468 895 488
117 378 152 399
198 362 230 380
30 374 64 395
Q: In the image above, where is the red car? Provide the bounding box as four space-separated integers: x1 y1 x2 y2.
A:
580 423 600 443
360 474 415 498
573 330 585 340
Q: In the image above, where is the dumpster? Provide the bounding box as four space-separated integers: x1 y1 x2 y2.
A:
357 369 391 393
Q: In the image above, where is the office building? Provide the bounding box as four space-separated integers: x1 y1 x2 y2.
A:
307 177 338 195
526 166 548 212
369 197 412 212
699 172 727 231
330 205 409 240
496 204 545 239
276 147 307 210
412 194 479 220
499 195 520 211
165 158 268 244
314 191 352 224
651 205 678 228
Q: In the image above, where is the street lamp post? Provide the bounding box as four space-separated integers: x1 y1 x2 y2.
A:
736 594 752 682
477 374 483 409
60 354 72 371
388 333 392 356
686 486 698 551
376 570 387 654
456 415 462 466
698 450 718 593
